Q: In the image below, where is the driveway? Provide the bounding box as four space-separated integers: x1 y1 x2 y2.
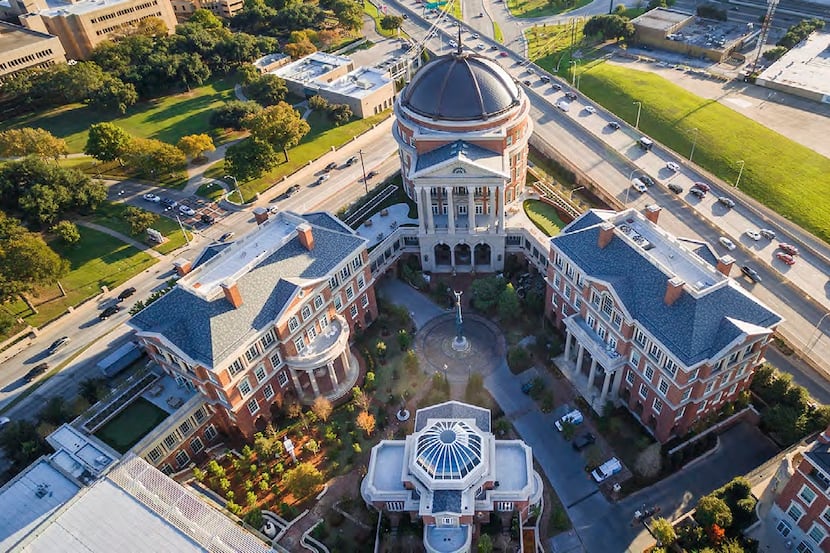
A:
376 277 445 330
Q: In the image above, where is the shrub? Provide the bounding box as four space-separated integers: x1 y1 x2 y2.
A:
695 495 732 529
507 346 531 373
244 507 264 529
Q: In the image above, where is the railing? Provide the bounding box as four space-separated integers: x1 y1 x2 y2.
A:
74 364 159 432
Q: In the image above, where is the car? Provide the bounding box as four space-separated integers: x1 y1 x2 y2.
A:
316 174 329 185
639 175 655 187
745 230 761 241
472 33 480 39
201 213 215 225
448 39 457 48
584 106 596 114
345 156 359 166
476 43 485 50
667 182 683 194
499 51 509 57
490 45 498 50
719 236 736 250
717 196 735 209
691 182 711 193
143 193 160 203
779 243 799 256
526 67 535 74
161 197 178 209
323 162 337 172
741 265 762 283
540 76 551 84
551 83 562 91
286 184 301 197
0 416 9 430
689 187 707 199
760 228 776 240
556 101 570 112
522 79 531 86
571 432 596 451
179 205 196 217
48 336 70 354
555 409 584 431
99 305 121 320
630 179 648 193
367 170 379 178
607 121 620 130
402 13 408 18
776 252 795 265
117 287 136 301
591 457 622 483
666 161 680 172
24 363 49 382
564 91 578 101
219 231 235 242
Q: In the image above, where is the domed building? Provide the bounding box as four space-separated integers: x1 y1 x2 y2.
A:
393 48 533 273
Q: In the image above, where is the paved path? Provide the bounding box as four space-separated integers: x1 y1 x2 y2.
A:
76 221 165 259
377 278 445 330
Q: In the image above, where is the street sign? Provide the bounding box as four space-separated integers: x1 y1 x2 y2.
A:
425 1 447 7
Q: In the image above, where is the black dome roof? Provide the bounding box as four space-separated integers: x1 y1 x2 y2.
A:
401 53 521 121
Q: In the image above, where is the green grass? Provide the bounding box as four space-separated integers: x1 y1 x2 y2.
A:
57 156 188 188
196 180 227 202
493 21 504 43
1 77 237 154
578 62 830 243
6 226 157 327
94 397 170 453
92 201 192 254
523 199 566 236
206 110 391 202
507 0 591 19
364 0 396 38
525 20 598 76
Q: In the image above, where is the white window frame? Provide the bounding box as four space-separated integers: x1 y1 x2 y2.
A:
799 485 818 507
808 523 826 545
228 358 244 377
333 294 343 310
313 295 324 309
190 436 204 454
630 350 641 369
787 501 805 523
278 371 289 388
345 284 355 301
658 378 669 396
270 351 283 369
639 383 648 399
644 365 655 382
294 336 305 352
247 397 259 415
361 294 370 308
349 304 358 319
175 450 190 469
653 397 663 414
263 384 274 400
288 317 299 332
238 378 252 397
357 274 366 290
301 305 312 320
777 519 792 537
204 425 217 441
254 365 267 383
626 371 635 385
307 325 317 341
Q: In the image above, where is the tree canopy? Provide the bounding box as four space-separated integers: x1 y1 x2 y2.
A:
0 212 69 304
85 122 131 163
0 128 68 160
584 15 635 41
246 102 310 161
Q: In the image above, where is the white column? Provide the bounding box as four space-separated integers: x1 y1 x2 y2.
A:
418 188 427 233
611 368 623 398
564 331 573 360
588 358 598 390
426 188 434 233
445 186 455 234
575 344 584 374
488 186 497 233
340 350 350 376
600 369 613 403
309 371 321 397
327 361 339 387
498 186 505 232
468 187 475 230
289 368 303 393
450 245 456 268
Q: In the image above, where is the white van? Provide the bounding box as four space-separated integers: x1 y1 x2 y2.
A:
638 137 654 151
555 409 584 431
631 179 648 193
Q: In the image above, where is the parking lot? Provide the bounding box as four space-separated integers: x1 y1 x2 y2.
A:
109 182 229 232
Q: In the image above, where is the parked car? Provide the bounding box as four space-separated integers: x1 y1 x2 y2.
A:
219 231 235 242
630 179 648 193
719 236 736 251
286 184 301 197
449 39 457 48
689 187 707 199
179 205 196 217
691 182 711 193
564 91 578 101
472 32 480 39
143 193 160 203
48 336 70 354
526 66 534 74
667 182 683 194
591 457 622 483
540 76 551 84
572 432 596 451
745 230 761 241
760 228 776 240
551 83 562 91
556 101 570 112
522 79 531 86
607 121 620 130
555 409 584 431
639 176 655 187
666 161 680 172
117 287 136 301
741 265 762 283
99 305 121 320
490 45 498 50
499 51 509 57
367 170 379 179
200 213 215 225
776 252 795 265
24 363 49 382
323 162 337 172
161 197 178 209
584 106 596 114
717 196 735 209
779 243 799 256
316 174 329 185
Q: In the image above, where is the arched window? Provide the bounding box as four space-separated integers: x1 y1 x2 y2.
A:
601 294 613 316
452 167 466 174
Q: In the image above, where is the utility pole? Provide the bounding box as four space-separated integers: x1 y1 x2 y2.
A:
358 149 369 195
176 215 190 246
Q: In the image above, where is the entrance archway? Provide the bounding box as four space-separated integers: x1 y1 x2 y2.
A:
474 243 491 266
434 243 451 266
454 243 471 265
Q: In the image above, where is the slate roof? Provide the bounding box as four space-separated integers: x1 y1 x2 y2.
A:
807 442 830 476
302 212 352 233
678 238 719 269
190 243 231 271
414 401 491 432
415 140 500 173
552 225 781 366
131 217 366 367
432 490 462 513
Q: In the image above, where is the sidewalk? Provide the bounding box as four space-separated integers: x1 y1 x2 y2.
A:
76 221 165 259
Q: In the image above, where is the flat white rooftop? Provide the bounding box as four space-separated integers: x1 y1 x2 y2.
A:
318 67 392 98
272 52 352 84
253 52 288 69
632 8 693 32
493 443 529 491
759 32 830 99
39 0 141 17
372 442 407 491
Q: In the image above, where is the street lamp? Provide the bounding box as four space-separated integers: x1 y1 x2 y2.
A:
358 149 369 195
570 60 579 85
807 312 830 353
689 128 699 162
569 186 585 201
175 214 190 246
734 160 745 189
224 174 243 203
633 101 642 130
624 168 639 205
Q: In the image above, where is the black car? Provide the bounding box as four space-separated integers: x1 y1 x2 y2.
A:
161 197 178 209
564 91 578 101
48 336 70 354
24 363 49 382
117 287 137 301
551 83 562 91
741 265 762 283
201 214 215 225
345 156 358 167
718 196 735 209
667 182 683 194
607 121 620 130
323 162 337 172
367 170 379 178
572 432 596 451
540 76 551 84
639 175 655 187
286 184 301 197
99 305 121 320
522 79 531 86
219 231 235 242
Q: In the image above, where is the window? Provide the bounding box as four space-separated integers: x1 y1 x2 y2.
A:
191 437 204 454
301 305 312 320
345 284 355 300
601 294 613 316
263 384 274 400
247 397 259 415
612 312 622 330
148 447 162 463
554 274 561 289
340 265 352 281
729 350 740 363
776 519 792 537
288 317 299 332
319 314 329 329
441 517 455 526
635 328 647 347
681 388 692 401
648 343 662 362
194 408 206 423
689 368 699 382
238 378 252 397
352 256 362 270
350 304 359 319
787 502 804 522
658 378 669 396
255 365 267 383
574 295 582 310
278 371 289 388
245 344 259 363
294 336 305 352
645 365 655 381
639 383 648 399
564 285 573 302
626 371 635 385
797 541 815 553
361 294 370 308
630 350 641 369
175 450 190 468
204 425 217 441
387 501 405 511
314 295 324 309
590 290 599 306
329 275 338 290
228 358 244 377
496 502 514 512
822 507 830 526
713 391 723 404
698 400 708 413
334 294 343 310
664 359 678 379
160 464 174 476
358 274 366 290
307 325 317 341
597 326 607 340
179 420 192 436
608 335 617 351
653 398 663 414
675 405 687 420
728 383 738 395
799 485 817 506
164 434 178 449
586 314 596 328
808 523 826 544
270 351 283 369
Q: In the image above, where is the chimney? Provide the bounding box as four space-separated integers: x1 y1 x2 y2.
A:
221 282 243 308
174 259 192 277
297 223 314 250
664 277 685 306
644 204 662 225
597 222 615 249
716 255 734 276
819 426 830 445
253 207 269 225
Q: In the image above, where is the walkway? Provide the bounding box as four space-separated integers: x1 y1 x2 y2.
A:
76 221 165 259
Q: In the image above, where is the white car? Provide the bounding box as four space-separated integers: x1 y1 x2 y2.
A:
584 106 596 114
554 409 584 431
143 193 160 203
527 67 535 74
472 33 480 39
630 179 648 193
745 230 761 241
666 161 680 172
476 43 485 50
591 457 622 483
719 236 736 251
179 205 196 217
448 40 457 48
556 101 570 112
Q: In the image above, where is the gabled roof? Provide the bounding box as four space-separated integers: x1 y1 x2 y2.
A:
190 243 232 271
131 214 366 367
552 223 781 366
560 209 615 233
414 401 491 432
413 140 502 175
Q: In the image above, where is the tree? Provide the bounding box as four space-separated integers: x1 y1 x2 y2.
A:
246 73 288 106
177 134 216 161
328 103 352 125
189 8 224 29
124 206 159 235
650 517 677 546
305 438 320 454
87 75 138 114
123 137 186 178
224 137 280 181
0 420 47 468
397 329 412 351
356 410 376 436
477 533 493 553
333 0 363 30
695 495 732 529
210 100 262 130
633 442 662 478
507 346 531 372
85 123 131 164
583 14 635 40
308 95 329 111
311 396 333 422
246 102 310 162
0 128 68 159
51 220 80 245
79 377 107 404
352 386 372 411
283 462 324 499
471 275 506 312
380 14 404 32
497 283 521 320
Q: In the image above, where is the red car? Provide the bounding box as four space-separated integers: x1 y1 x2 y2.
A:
776 252 795 265
779 243 799 256
692 182 711 193
499 51 509 57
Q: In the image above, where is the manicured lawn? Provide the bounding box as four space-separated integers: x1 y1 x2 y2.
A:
95 397 170 453
57 156 187 189
1 77 237 153
507 0 591 19
578 62 830 243
493 21 504 43
92 201 193 254
206 110 391 202
525 20 598 76
196 180 227 202
523 199 566 236
6 226 157 327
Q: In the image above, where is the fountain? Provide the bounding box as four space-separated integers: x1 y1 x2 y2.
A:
451 290 470 352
